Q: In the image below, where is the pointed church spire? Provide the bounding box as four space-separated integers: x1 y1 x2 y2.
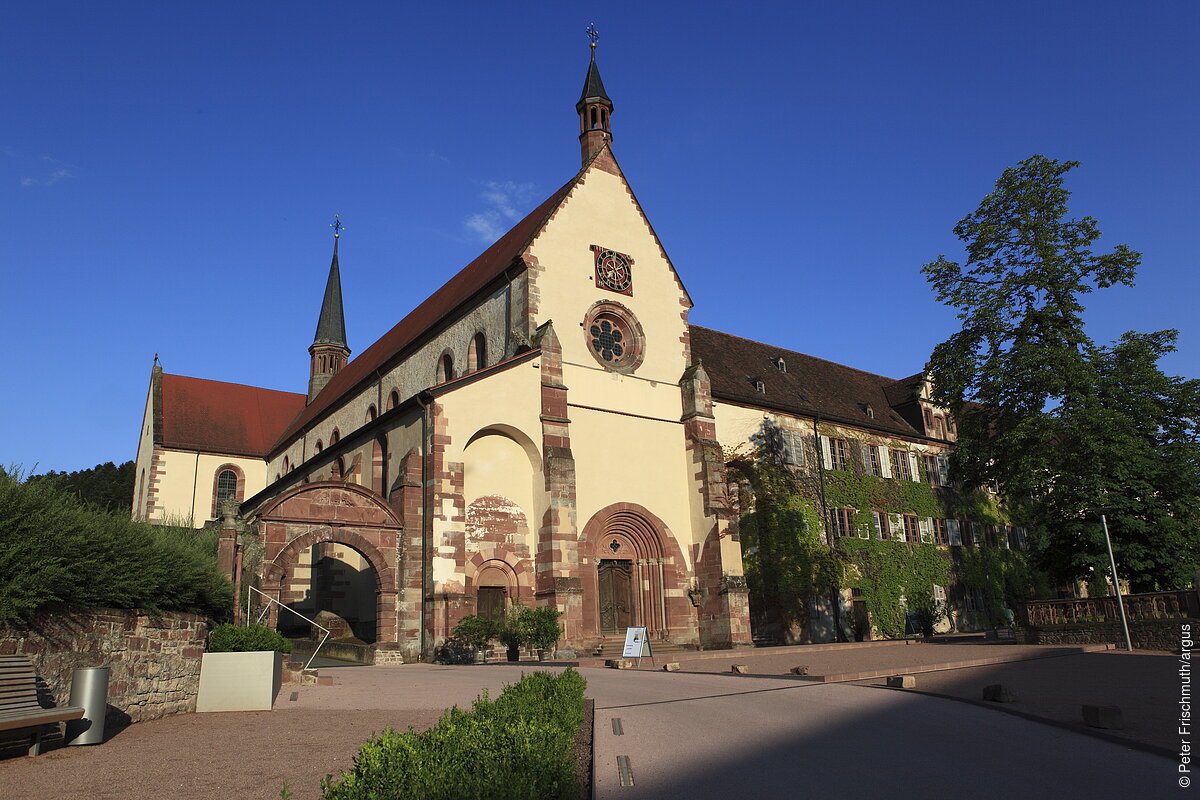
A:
577 24 614 166
308 215 351 403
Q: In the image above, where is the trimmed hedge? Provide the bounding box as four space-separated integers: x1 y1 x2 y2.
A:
321 669 587 800
208 623 292 653
0 469 234 625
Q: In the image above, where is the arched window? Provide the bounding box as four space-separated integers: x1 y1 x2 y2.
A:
334 456 345 480
468 332 487 372
283 456 290 472
387 389 400 411
315 440 324 453
436 352 454 384
372 434 388 497
330 429 340 445
366 404 377 422
211 464 245 519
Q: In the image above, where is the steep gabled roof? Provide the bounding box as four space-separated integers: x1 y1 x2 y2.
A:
689 325 923 438
269 171 584 453
159 374 306 458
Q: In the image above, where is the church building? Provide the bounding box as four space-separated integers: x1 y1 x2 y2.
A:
133 40 974 659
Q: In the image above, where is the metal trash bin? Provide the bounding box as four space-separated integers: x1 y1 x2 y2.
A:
66 666 109 746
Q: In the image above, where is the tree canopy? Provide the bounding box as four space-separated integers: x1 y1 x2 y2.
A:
924 155 1199 591
24 460 135 514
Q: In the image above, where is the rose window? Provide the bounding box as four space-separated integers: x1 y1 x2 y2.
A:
582 302 645 374
590 319 625 362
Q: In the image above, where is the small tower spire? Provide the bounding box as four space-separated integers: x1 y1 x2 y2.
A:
308 215 351 403
577 23 614 166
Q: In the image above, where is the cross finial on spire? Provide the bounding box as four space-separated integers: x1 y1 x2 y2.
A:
586 22 599 51
330 214 344 239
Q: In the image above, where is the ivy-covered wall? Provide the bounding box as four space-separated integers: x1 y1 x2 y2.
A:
733 417 1046 641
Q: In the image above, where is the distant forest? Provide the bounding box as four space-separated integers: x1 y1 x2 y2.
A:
25 461 134 514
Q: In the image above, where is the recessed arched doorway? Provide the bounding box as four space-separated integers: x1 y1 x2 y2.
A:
580 503 689 642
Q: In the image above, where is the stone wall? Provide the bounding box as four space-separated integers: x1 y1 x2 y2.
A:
0 608 209 728
1017 617 1194 652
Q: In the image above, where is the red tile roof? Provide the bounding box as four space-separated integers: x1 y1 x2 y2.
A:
268 172 583 454
159 374 306 458
689 325 924 438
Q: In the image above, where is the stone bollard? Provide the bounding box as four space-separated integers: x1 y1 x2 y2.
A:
982 684 1015 703
663 662 681 672
1082 704 1124 730
606 659 635 670
887 675 916 689
731 664 749 674
790 665 810 676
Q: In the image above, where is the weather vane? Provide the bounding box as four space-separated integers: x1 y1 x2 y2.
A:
330 214 344 239
586 23 599 50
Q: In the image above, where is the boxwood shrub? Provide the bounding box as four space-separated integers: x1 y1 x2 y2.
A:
208 623 292 653
320 669 587 800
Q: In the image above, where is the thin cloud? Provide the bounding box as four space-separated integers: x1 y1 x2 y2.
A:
463 181 536 243
19 155 75 188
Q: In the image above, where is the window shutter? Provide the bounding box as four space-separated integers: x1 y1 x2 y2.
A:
872 512 884 539
856 514 871 539
999 525 1011 549
889 513 904 542
937 455 950 484
920 517 934 543
820 436 832 469
947 519 961 546
879 446 892 478
908 452 921 482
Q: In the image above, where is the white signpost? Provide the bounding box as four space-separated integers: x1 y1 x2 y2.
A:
621 626 653 667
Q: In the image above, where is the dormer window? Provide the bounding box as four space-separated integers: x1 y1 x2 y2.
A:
865 404 875 419
775 357 786 373
755 379 766 394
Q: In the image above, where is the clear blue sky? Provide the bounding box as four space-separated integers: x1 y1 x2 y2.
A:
3 2 1197 473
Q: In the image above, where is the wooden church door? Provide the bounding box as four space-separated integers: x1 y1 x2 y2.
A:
598 559 633 633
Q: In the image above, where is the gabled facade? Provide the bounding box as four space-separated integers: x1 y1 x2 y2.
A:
135 43 1011 658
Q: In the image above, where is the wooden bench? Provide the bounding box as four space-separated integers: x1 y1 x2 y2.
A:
0 655 85 755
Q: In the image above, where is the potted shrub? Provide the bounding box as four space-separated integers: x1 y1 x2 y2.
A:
451 615 497 663
522 606 563 661
197 623 292 712
498 605 526 662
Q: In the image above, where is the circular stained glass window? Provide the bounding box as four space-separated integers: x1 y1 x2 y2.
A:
583 302 644 373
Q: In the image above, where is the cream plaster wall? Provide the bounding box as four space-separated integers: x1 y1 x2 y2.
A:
132 380 155 520
569 405 697 569
526 166 690 387
151 449 268 526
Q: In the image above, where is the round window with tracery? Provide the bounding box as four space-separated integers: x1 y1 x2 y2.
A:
583 302 645 373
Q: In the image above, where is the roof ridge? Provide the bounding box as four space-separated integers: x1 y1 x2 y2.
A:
162 372 305 398
688 324 902 383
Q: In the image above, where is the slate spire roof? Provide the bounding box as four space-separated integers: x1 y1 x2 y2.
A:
576 45 611 111
312 233 348 349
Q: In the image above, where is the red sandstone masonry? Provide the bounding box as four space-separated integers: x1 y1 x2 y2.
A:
0 609 210 730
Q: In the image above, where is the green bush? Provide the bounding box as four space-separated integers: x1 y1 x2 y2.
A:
208 623 292 653
0 468 234 625
520 606 563 653
452 614 497 651
321 669 587 800
432 636 477 665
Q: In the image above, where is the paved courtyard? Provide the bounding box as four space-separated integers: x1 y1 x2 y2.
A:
0 645 1179 799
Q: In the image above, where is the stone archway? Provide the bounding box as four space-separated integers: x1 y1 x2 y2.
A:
257 482 400 646
579 503 692 644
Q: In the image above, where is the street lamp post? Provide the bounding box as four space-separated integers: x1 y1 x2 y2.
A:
1100 513 1134 652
